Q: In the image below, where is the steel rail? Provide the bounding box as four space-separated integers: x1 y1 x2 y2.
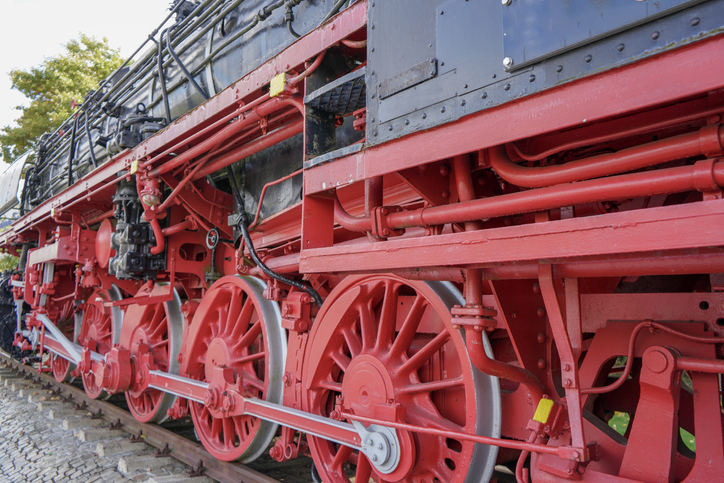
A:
0 352 281 483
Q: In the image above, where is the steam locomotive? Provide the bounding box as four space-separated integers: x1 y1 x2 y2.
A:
1 0 723 481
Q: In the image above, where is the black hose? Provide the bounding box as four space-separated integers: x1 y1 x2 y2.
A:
157 28 173 123
286 1 301 38
18 166 33 216
83 111 98 168
122 116 167 128
226 166 323 307
166 28 210 100
67 114 79 186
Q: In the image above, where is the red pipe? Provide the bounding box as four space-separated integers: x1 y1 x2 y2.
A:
250 168 304 228
288 50 326 87
490 124 724 188
193 118 304 180
149 95 301 178
676 357 724 374
465 327 545 404
162 218 196 237
388 159 724 229
148 218 165 255
334 160 724 232
340 39 367 49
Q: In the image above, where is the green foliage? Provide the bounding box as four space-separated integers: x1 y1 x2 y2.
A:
0 34 124 162
0 255 18 272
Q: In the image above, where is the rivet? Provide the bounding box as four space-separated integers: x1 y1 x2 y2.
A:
481 92 487 99
617 43 625 52
651 31 660 40
463 84 468 89
371 94 375 99
556 65 563 73
440 61 445 66
691 17 700 26
388 125 393 131
404 119 409 125
502 0 512 5
373 131 378 136
440 10 444 14
440 107 446 113
422 113 427 119
503 57 514 68
371 47 375 52
504 83 511 91
460 100 466 106
584 54 592 63
537 307 546 318
491 73 497 79
372 455 378 462
370 24 375 29
537 333 546 343
378 443 383 450
529 74 535 82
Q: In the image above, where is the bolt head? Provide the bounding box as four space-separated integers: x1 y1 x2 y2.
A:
503 57 514 68
502 0 512 5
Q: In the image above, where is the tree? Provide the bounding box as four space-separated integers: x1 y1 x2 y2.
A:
0 34 124 162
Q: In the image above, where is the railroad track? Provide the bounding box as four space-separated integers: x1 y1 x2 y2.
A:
0 352 314 483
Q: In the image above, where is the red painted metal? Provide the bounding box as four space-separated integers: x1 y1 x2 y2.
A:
304 34 724 195
122 284 175 423
488 125 724 188
78 289 115 399
180 276 274 461
302 275 485 483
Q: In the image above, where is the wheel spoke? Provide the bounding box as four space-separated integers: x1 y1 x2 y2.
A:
342 326 362 358
358 302 377 352
332 445 352 471
355 454 372 483
231 297 255 339
389 295 426 359
223 417 235 447
316 380 343 393
375 281 399 350
398 375 465 395
235 320 262 351
399 330 451 375
229 351 266 365
330 349 351 372
225 289 243 336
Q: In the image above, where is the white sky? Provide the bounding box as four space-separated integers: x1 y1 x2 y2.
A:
0 0 172 160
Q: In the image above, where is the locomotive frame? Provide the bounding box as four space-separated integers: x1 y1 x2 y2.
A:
2 1 724 482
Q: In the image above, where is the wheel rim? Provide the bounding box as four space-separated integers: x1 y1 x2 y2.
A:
181 275 285 462
51 316 76 383
122 283 183 423
302 275 501 483
79 289 117 399
51 353 74 383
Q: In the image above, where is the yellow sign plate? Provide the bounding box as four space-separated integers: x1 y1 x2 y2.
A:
533 398 555 423
270 73 286 97
130 160 139 175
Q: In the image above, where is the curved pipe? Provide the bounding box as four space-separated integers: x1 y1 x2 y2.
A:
335 160 724 232
490 124 724 188
148 217 165 255
162 218 196 237
341 39 367 49
289 50 326 87
465 327 545 404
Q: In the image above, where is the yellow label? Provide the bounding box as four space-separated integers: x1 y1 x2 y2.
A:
270 73 286 97
51 206 55 217
130 160 139 175
533 398 555 423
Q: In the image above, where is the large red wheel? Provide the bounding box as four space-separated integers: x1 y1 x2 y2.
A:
51 313 78 383
180 276 285 462
302 275 501 483
122 284 183 423
78 288 121 399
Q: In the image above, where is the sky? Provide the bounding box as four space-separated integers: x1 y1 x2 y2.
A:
0 0 173 150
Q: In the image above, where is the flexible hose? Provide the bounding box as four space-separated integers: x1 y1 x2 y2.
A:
66 115 79 186
226 166 323 307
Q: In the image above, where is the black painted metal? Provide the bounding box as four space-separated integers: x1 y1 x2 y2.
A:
366 0 724 147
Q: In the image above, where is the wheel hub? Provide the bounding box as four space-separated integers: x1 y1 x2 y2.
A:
204 338 231 380
342 355 394 416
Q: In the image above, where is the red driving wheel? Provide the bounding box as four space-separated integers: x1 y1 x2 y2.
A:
181 276 285 462
122 283 183 423
78 289 115 399
302 275 501 483
51 353 73 383
51 316 76 383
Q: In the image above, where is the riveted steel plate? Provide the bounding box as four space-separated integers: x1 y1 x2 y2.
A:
502 0 704 70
